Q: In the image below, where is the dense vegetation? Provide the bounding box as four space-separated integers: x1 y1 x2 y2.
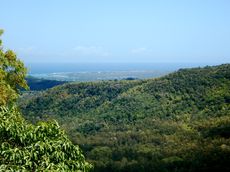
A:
0 107 92 171
0 30 92 171
26 76 67 91
20 64 230 171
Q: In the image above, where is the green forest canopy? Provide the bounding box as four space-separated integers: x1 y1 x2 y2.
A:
20 63 230 172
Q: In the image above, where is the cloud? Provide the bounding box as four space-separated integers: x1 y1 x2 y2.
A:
73 46 109 57
17 46 37 55
130 47 152 54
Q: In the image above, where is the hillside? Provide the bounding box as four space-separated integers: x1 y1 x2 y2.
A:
26 76 67 91
19 64 230 172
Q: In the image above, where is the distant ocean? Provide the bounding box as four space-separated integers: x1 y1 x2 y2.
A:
26 62 216 74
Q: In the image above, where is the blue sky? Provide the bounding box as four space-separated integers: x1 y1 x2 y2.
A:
1 0 230 64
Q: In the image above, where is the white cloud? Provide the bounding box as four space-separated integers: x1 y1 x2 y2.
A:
17 46 36 55
130 47 152 54
73 46 109 57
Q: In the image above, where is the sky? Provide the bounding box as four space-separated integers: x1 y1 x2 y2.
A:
1 0 230 64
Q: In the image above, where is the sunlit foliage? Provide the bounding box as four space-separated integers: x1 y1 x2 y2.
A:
0 106 92 171
0 30 28 106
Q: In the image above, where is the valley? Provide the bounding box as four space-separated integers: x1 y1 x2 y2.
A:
19 64 230 172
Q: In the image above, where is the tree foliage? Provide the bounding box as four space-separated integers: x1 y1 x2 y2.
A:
0 30 92 171
0 30 28 106
0 106 92 171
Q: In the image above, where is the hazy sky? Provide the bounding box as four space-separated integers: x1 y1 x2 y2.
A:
1 0 230 64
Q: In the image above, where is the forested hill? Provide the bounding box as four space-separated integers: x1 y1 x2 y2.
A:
20 64 230 172
26 76 67 91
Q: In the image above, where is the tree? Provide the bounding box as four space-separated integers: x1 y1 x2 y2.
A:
0 29 28 106
0 30 92 171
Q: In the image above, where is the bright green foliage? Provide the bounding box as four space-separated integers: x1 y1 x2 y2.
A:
0 106 92 171
20 64 230 171
0 30 28 106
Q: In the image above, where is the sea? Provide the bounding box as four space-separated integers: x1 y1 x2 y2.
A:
26 62 220 81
